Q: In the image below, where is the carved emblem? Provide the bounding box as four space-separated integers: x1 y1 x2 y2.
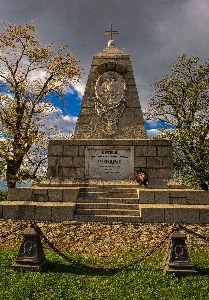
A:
94 71 127 135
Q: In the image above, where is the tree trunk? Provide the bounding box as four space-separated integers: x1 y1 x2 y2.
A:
6 159 22 188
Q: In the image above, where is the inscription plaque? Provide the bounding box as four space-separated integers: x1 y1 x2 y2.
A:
85 146 134 179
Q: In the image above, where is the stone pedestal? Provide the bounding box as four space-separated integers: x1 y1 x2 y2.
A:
11 226 47 271
163 231 198 277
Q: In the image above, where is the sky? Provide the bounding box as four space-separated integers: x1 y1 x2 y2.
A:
1 0 209 137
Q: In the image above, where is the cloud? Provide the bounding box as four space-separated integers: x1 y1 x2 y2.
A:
147 129 159 138
72 82 85 98
42 105 77 136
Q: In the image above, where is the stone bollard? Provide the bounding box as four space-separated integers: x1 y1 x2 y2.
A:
11 225 47 271
163 230 197 277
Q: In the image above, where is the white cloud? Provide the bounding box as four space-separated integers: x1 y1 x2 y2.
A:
42 105 77 136
72 81 85 99
147 129 159 138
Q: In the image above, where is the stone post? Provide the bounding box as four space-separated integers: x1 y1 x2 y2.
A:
163 231 197 277
11 225 47 271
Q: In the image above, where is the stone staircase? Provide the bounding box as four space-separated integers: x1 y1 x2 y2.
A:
74 187 142 222
1 185 208 224
73 187 209 224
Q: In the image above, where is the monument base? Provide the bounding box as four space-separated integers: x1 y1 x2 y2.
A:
11 257 47 272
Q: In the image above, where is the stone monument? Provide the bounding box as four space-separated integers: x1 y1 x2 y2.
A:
1 26 209 223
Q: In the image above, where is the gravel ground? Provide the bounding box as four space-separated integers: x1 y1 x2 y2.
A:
0 220 208 256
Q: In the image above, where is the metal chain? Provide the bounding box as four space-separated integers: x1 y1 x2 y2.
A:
31 221 178 272
0 223 28 239
177 223 209 242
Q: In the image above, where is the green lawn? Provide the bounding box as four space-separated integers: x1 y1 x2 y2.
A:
0 249 209 300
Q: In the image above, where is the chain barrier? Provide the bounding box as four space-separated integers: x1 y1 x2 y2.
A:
31 220 178 272
176 223 209 242
0 223 28 239
0 220 208 271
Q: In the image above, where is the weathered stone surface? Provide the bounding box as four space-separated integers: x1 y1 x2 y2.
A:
138 190 155 203
199 207 209 224
19 203 35 220
134 157 146 167
48 144 63 156
48 156 59 167
164 205 200 224
155 191 170 204
74 44 148 140
2 201 20 220
170 197 187 204
32 189 48 202
0 204 2 218
48 189 63 202
60 157 73 167
157 146 172 156
147 168 173 179
51 203 75 221
63 145 79 156
35 204 52 221
73 156 85 168
162 157 173 168
147 157 163 168
148 140 172 146
135 146 156 157
8 188 32 201
186 191 209 204
140 204 165 223
63 189 79 202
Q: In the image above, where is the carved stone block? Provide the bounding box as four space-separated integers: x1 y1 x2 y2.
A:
11 226 47 271
163 231 198 276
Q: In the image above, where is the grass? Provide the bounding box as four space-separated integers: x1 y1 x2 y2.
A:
0 248 209 300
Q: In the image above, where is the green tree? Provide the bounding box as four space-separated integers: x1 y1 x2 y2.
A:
0 22 82 188
146 54 209 190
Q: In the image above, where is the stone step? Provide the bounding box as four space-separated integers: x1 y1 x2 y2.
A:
76 202 140 210
79 187 137 193
73 204 209 224
73 214 142 223
78 192 137 198
139 204 209 224
77 197 139 204
74 208 141 216
0 201 75 222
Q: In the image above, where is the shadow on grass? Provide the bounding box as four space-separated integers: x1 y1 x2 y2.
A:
44 260 209 277
44 260 118 276
194 265 209 276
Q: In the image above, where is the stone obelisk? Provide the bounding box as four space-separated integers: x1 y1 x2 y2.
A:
74 26 147 139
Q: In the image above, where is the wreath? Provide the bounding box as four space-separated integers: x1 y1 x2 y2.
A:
136 169 148 186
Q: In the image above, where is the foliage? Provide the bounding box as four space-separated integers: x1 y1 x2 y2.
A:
0 22 82 188
0 189 7 201
146 54 209 190
0 249 209 299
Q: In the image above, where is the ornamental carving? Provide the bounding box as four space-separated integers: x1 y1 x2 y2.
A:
94 71 127 135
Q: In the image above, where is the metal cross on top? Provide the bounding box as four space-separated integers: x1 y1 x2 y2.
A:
104 25 119 40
